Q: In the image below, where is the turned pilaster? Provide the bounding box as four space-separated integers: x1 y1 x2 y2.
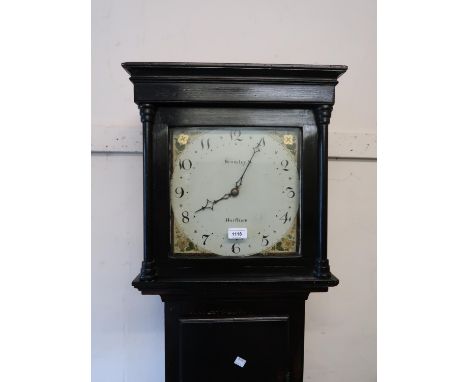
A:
139 103 157 281
313 105 333 279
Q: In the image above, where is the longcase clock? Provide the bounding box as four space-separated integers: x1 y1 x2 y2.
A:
122 62 347 382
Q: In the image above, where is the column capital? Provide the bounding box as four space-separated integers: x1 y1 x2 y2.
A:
139 103 156 124
314 104 333 127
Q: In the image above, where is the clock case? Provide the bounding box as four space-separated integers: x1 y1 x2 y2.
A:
122 62 347 382
156 108 309 267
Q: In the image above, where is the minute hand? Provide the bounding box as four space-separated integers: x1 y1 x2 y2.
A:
235 139 263 188
194 139 263 214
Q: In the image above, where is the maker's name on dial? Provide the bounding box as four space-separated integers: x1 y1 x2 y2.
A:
224 159 248 165
225 217 248 223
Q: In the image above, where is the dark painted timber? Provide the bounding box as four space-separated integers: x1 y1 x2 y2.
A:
123 62 347 382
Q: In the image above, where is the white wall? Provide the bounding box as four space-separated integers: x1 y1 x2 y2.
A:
92 1 376 381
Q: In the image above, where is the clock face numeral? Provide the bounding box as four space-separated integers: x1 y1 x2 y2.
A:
201 234 210 245
230 130 242 141
200 138 210 150
231 242 241 254
179 159 192 170
171 128 300 257
281 159 289 171
175 187 185 198
279 212 291 224
285 186 295 198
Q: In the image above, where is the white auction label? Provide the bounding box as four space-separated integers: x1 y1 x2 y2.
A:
234 356 247 368
228 228 248 240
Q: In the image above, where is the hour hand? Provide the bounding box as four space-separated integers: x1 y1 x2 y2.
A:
195 138 263 213
195 199 215 213
195 192 230 213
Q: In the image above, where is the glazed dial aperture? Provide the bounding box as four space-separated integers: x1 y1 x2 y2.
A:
170 128 300 257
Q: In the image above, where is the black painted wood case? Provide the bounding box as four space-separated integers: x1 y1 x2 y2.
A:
122 62 347 382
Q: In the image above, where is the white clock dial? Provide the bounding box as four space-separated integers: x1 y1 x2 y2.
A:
170 128 300 257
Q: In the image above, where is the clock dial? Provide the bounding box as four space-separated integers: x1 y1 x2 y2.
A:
170 128 300 257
